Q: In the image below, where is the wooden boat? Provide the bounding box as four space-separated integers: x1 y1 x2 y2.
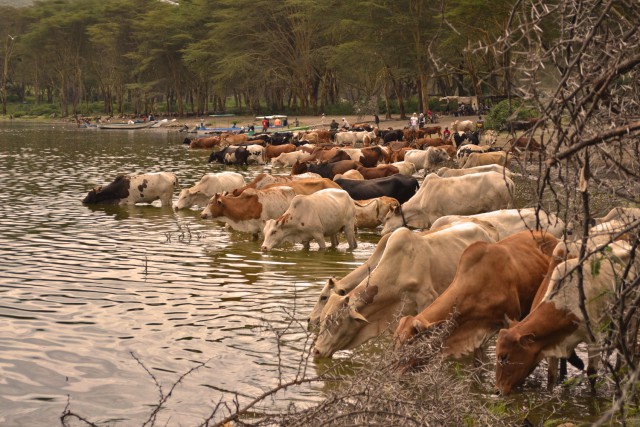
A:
98 121 155 130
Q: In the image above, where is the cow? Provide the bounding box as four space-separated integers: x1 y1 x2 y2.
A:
260 188 357 251
354 196 400 229
505 136 542 152
593 207 640 225
382 129 404 144
174 171 245 210
414 137 446 149
270 150 312 167
232 172 321 196
436 164 513 179
494 241 636 395
83 172 177 207
504 118 545 132
422 126 442 137
262 177 342 195
208 145 250 165
245 144 266 164
461 151 512 169
451 120 474 132
430 208 566 239
381 172 515 234
265 143 297 159
356 164 399 179
390 161 417 176
292 159 361 180
393 230 558 366
200 186 297 236
186 136 221 149
335 174 419 205
221 133 248 145
333 169 365 181
404 147 451 173
312 221 500 359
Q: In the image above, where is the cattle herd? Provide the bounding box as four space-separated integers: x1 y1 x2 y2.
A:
83 123 639 396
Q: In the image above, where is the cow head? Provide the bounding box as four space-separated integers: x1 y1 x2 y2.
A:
261 218 284 252
308 277 349 331
494 327 541 395
312 290 375 360
380 205 404 235
201 193 224 219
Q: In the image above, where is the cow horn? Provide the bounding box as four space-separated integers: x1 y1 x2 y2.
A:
503 314 519 328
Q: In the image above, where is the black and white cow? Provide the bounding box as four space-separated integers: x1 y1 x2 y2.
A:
82 172 178 206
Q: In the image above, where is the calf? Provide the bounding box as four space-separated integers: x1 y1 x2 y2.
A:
83 172 177 207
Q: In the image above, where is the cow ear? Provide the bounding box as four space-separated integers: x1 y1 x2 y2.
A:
518 333 535 347
349 307 369 323
327 277 336 289
336 288 347 296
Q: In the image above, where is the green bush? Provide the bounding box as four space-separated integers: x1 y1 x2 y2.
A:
485 99 539 130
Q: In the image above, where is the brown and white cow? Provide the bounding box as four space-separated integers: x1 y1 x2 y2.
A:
312 220 500 359
200 186 296 236
83 172 178 207
381 172 514 234
354 196 400 229
393 230 557 365
174 171 245 210
495 241 637 395
231 173 320 196
260 188 357 251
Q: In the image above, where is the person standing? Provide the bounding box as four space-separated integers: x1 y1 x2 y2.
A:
418 113 425 128
410 113 418 129
374 113 380 127
262 117 269 133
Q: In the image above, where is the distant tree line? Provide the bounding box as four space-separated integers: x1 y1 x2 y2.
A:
0 0 630 119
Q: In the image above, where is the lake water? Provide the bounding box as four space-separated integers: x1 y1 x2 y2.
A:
0 121 605 426
0 122 387 425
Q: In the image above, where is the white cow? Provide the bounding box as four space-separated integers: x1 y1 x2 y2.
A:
174 172 245 210
312 221 499 359
200 186 297 235
391 161 417 176
461 151 512 169
404 147 451 173
451 119 474 132
260 188 357 251
594 207 640 225
83 172 178 207
271 151 312 167
436 164 513 178
335 131 358 145
354 196 400 229
381 172 515 234
333 169 365 181
430 208 566 239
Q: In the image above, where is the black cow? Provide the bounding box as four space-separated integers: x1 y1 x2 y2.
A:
335 174 419 204
381 129 404 144
292 159 360 179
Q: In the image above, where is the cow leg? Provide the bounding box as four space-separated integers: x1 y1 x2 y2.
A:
344 224 358 250
329 234 339 248
547 357 559 389
302 240 311 250
473 347 484 367
586 346 601 393
314 233 327 250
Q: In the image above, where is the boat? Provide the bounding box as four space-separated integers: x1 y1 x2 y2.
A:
98 121 156 130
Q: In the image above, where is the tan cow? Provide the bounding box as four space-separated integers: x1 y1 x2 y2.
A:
354 196 400 229
381 172 514 234
312 220 500 359
262 177 341 195
394 230 557 365
174 171 245 210
461 151 512 169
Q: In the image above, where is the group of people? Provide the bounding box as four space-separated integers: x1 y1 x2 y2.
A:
409 109 437 129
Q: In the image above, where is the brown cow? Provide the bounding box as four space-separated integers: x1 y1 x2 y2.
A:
389 147 413 163
506 136 542 152
265 143 297 159
414 137 446 149
188 136 221 149
356 164 399 179
221 133 248 145
422 126 442 137
394 230 557 367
